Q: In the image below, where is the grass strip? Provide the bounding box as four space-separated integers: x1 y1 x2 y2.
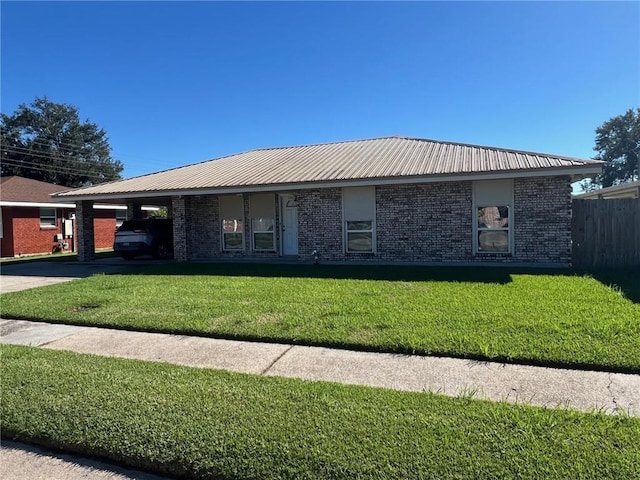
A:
2 345 639 480
1 264 639 372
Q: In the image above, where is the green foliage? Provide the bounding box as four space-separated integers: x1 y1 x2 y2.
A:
148 206 168 218
3 345 639 480
0 97 123 187
2 264 639 371
585 108 640 189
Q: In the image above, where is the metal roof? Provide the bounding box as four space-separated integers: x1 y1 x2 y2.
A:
54 136 603 200
574 180 640 199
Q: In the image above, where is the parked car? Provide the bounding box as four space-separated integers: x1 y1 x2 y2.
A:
113 218 173 259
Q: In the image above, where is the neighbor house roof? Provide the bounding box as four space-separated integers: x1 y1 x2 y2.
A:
54 136 603 201
0 176 134 210
0 176 75 207
574 180 640 199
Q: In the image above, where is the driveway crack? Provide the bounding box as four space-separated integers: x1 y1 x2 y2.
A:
261 345 294 375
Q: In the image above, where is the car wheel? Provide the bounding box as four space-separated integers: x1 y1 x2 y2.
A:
153 243 169 259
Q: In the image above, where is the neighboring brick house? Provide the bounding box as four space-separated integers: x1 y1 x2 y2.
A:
54 137 603 265
0 176 126 257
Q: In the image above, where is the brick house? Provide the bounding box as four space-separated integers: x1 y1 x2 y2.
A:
53 137 602 265
0 176 126 257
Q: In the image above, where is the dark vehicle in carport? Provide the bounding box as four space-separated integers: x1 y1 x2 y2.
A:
113 219 173 259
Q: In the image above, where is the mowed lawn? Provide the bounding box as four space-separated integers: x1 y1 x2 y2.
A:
3 345 639 480
1 263 638 371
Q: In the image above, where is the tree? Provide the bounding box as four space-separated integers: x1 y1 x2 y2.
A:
0 97 123 187
587 108 640 189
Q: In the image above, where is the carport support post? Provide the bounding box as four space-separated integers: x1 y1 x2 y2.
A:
126 201 144 220
76 200 95 262
172 195 188 262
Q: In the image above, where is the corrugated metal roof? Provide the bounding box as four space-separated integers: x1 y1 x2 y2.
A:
55 136 602 199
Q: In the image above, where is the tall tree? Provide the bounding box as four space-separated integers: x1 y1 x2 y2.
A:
589 108 640 189
0 97 123 187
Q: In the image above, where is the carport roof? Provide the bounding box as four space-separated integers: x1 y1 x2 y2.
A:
54 136 603 201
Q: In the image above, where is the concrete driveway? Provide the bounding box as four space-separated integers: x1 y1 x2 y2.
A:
0 257 166 293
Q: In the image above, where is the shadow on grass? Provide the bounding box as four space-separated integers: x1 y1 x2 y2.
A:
585 268 640 304
122 262 517 284
118 262 640 302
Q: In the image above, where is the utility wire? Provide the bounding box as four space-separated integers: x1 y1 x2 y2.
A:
1 148 108 172
1 150 114 179
2 136 182 173
1 159 109 181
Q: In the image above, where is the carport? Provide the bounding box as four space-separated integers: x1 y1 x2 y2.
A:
66 196 177 262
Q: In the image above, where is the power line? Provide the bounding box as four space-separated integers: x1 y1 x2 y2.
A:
2 135 183 174
1 148 107 170
1 159 109 180
1 150 115 179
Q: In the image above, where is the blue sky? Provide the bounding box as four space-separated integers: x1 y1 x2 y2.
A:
2 1 638 182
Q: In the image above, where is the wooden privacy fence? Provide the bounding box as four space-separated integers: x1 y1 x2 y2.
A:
572 198 640 268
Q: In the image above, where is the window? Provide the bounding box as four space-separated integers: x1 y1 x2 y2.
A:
477 206 509 252
219 195 244 250
343 186 375 253
473 180 513 254
222 219 244 249
250 193 276 251
346 220 373 252
40 207 56 227
252 218 275 250
116 210 127 227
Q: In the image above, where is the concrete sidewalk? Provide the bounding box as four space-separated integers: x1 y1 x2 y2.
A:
2 318 639 416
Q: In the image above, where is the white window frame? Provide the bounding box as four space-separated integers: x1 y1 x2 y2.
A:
342 186 376 254
345 220 375 253
250 194 276 252
39 207 57 228
220 195 245 251
252 219 275 251
472 180 513 255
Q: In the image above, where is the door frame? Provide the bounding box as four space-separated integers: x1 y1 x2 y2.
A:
279 194 299 256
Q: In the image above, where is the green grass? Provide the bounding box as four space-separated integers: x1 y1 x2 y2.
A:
1 263 639 371
2 345 639 480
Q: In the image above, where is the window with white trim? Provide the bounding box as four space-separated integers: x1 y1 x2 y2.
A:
219 195 244 250
343 186 375 253
250 193 276 251
40 207 57 228
473 180 513 254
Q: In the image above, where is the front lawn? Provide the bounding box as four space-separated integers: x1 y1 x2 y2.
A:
2 345 639 480
1 263 638 371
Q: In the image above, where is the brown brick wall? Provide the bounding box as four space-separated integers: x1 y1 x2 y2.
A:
1 207 70 257
376 182 473 262
179 176 572 265
94 211 118 249
298 188 343 260
1 206 118 258
513 176 572 264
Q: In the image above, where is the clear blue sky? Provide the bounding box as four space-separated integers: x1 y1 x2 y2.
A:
2 1 639 181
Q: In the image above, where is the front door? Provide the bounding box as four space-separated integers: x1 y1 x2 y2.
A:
281 195 298 256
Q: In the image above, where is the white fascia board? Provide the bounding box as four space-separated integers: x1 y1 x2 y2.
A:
0 201 76 208
0 201 148 211
93 204 127 210
51 165 603 202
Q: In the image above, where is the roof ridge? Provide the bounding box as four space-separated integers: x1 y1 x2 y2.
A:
250 136 596 163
